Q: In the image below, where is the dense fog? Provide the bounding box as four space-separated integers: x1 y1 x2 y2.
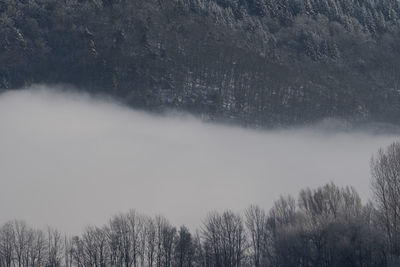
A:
0 85 398 234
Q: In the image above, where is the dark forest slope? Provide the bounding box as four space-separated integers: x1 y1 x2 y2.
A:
2 0 400 126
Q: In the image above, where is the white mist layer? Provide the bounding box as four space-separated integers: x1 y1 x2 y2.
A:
0 85 398 234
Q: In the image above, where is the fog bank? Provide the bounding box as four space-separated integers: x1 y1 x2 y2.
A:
0 85 398 234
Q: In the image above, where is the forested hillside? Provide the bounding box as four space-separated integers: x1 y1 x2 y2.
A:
1 0 400 126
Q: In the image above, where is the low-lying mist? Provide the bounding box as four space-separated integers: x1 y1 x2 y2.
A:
0 85 398 234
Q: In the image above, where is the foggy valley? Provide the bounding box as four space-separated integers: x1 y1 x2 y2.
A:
0 85 398 235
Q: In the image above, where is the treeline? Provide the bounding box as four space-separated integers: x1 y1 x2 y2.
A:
2 0 400 126
1 142 400 267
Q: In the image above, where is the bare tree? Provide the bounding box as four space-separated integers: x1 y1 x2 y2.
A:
154 215 176 267
22 227 47 267
0 222 15 267
269 196 296 228
371 142 400 263
126 211 144 267
64 236 73 267
46 227 63 267
245 205 268 267
202 210 246 267
13 220 28 267
266 196 298 267
145 217 156 267
79 226 109 267
173 226 195 267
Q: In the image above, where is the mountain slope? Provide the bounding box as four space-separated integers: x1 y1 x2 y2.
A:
1 0 400 126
